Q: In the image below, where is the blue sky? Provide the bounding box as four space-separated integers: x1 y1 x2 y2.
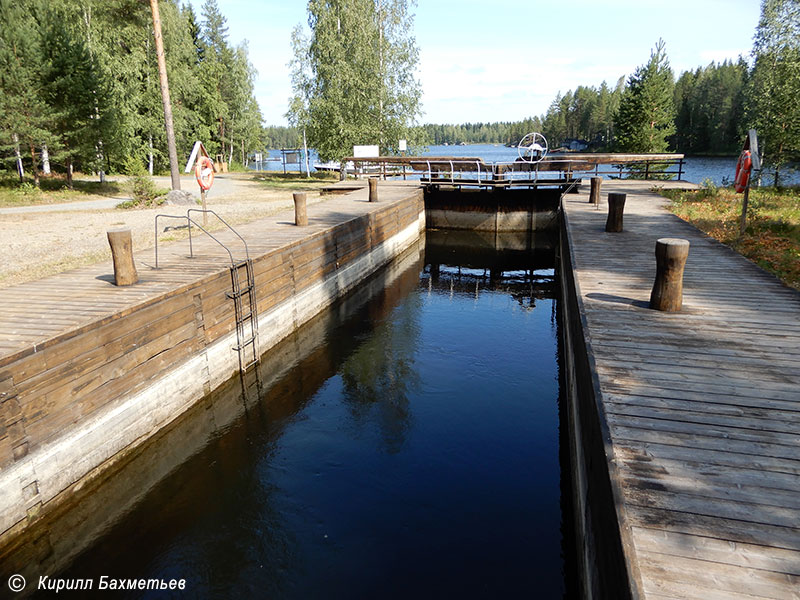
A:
186 0 761 126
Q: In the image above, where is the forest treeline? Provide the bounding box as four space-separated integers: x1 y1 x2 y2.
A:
0 0 262 183
2 0 797 183
423 59 749 155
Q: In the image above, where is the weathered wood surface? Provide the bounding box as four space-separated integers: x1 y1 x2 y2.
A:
0 180 423 473
0 181 419 360
562 180 800 600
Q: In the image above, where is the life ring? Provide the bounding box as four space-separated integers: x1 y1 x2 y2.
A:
734 150 752 193
195 156 215 191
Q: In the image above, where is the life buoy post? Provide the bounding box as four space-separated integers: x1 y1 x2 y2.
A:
184 141 216 226
737 129 761 238
195 154 216 226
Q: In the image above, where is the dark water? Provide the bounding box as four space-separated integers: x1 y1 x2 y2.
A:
53 232 572 599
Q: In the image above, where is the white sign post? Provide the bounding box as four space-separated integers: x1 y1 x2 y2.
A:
185 141 215 225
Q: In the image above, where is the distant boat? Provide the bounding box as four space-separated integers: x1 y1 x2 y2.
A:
314 160 355 173
314 160 395 175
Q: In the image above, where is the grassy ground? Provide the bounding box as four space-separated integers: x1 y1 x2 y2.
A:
661 184 800 290
248 171 338 190
0 174 125 207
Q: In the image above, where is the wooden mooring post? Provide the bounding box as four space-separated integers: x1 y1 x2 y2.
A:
107 228 138 286
369 178 378 202
293 192 308 226
589 176 602 205
605 192 626 232
649 238 690 312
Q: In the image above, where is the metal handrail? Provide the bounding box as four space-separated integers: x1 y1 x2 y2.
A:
187 209 250 262
154 213 238 268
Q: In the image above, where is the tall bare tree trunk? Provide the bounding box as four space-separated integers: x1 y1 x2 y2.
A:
12 133 24 182
41 144 51 175
149 135 154 176
149 0 181 190
303 128 310 177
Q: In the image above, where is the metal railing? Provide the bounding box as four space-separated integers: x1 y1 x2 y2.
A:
154 209 251 268
341 154 686 187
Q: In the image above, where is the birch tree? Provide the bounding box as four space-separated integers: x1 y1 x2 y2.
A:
288 0 423 162
746 0 800 185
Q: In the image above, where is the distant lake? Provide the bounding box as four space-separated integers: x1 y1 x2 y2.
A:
254 143 799 187
422 144 800 187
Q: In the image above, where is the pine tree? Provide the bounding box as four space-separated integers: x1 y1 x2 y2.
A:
39 2 102 187
614 39 676 153
0 0 54 185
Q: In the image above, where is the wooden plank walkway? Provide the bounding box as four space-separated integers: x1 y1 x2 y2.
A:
562 180 800 599
0 181 419 363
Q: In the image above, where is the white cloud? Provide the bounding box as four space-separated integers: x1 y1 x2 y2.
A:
418 46 630 123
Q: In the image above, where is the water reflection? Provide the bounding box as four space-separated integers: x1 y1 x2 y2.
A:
11 229 573 599
340 294 421 454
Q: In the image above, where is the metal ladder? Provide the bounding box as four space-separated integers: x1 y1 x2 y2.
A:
227 258 259 374
154 209 259 376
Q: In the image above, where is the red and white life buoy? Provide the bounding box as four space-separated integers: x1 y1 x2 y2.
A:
734 150 752 193
195 155 215 191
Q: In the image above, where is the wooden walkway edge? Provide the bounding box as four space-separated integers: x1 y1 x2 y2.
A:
562 180 800 600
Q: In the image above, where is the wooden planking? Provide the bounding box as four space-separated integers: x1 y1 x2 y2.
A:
0 182 423 472
562 181 800 600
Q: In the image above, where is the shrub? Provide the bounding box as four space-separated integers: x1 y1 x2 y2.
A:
121 156 165 208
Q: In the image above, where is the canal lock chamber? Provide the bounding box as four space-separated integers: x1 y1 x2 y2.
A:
3 186 626 599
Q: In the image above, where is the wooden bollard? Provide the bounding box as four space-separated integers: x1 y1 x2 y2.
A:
589 176 602 205
605 192 626 232
293 192 307 226
107 228 138 286
650 238 690 312
368 178 378 202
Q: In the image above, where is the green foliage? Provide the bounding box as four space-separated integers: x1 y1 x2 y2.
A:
289 0 423 162
251 171 337 190
0 0 56 185
0 0 262 185
541 78 625 149
665 185 800 289
0 173 123 207
746 0 800 185
121 155 165 207
263 125 301 149
673 59 748 154
614 40 676 153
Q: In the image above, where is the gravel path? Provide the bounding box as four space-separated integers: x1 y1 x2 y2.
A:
0 174 329 288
